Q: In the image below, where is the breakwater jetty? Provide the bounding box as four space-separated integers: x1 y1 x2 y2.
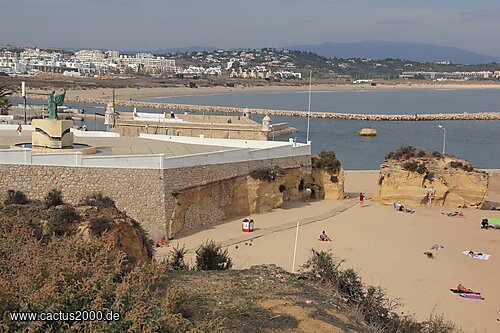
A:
27 95 500 121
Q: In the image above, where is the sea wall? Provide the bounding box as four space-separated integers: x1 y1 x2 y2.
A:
0 155 311 239
64 97 500 121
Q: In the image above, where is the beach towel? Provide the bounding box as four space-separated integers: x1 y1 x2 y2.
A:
459 293 484 300
488 217 500 225
462 251 490 260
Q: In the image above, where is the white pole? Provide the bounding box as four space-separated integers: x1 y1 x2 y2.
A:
306 70 312 143
292 220 300 273
439 125 446 155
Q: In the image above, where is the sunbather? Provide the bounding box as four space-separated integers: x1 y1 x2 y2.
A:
424 251 435 259
430 244 444 251
457 284 480 295
319 231 331 242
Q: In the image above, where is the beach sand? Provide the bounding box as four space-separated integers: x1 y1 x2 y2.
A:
160 171 500 332
59 82 500 101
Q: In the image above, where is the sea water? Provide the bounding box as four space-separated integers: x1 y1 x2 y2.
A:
12 89 500 169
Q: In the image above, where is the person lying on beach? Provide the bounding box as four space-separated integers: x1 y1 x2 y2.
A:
430 244 444 251
456 284 480 295
443 211 465 218
423 251 435 259
467 250 484 258
319 231 331 242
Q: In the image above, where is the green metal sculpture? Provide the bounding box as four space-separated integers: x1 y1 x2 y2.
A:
47 89 66 119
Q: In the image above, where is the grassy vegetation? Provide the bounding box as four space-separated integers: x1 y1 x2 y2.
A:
0 190 462 332
312 150 342 173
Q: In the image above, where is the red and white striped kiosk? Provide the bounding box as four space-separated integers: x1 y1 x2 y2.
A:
242 218 254 232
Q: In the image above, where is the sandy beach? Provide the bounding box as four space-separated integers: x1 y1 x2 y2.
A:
30 82 500 102
159 171 500 332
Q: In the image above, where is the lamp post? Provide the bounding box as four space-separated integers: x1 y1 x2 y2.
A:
438 125 446 155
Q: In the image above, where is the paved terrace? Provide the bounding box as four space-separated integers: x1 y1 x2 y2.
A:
0 129 233 157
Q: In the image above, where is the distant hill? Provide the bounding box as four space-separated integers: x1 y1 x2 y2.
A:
148 46 217 54
284 41 500 64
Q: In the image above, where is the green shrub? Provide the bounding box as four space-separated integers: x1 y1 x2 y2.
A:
168 245 189 271
46 205 80 236
312 151 341 173
424 171 435 182
88 216 113 236
449 161 474 172
80 192 116 208
195 240 232 271
3 190 29 205
302 249 342 284
378 175 385 185
386 146 437 161
402 161 427 175
249 167 285 182
431 151 443 158
44 189 64 208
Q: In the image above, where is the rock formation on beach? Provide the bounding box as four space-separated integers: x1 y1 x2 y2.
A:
373 147 489 208
308 151 345 200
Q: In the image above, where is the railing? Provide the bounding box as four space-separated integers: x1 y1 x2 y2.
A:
0 136 310 169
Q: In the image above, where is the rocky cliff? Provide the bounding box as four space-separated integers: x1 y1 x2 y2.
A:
373 147 489 208
308 151 345 200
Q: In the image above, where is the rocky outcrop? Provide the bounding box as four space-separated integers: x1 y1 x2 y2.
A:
77 206 152 261
358 128 377 136
373 147 489 208
307 151 345 200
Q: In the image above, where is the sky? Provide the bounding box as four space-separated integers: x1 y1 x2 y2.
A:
0 0 499 56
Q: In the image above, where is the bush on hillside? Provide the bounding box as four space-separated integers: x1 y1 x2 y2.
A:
44 189 64 208
195 240 232 271
249 167 285 182
88 216 113 236
0 208 223 332
3 190 29 205
402 160 428 175
80 192 116 208
312 151 341 173
46 205 80 236
168 245 189 271
449 161 474 172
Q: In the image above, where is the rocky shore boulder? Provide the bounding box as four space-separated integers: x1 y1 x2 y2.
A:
358 128 377 136
373 146 489 208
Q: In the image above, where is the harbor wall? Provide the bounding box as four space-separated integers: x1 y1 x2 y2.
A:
65 97 500 121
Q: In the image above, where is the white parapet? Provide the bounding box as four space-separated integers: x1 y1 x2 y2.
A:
70 128 120 137
139 133 311 151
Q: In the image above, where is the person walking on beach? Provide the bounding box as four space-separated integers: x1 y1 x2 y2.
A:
359 192 365 207
427 187 436 206
16 124 22 136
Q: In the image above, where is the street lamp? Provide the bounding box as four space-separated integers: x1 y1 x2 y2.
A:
438 125 446 155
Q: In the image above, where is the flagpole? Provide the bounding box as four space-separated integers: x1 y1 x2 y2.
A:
306 70 312 143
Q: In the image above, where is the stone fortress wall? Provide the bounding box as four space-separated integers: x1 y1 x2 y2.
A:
0 155 311 239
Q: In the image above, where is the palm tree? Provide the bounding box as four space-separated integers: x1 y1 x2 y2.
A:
0 83 13 115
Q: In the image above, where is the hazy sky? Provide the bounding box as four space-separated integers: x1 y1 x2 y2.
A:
1 0 499 55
